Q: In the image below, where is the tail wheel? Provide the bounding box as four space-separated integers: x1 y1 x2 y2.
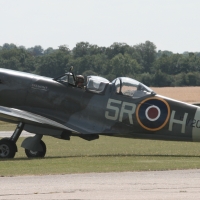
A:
0 139 17 158
25 140 46 158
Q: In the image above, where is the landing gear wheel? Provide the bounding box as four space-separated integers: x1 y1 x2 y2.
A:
25 140 46 158
0 138 17 158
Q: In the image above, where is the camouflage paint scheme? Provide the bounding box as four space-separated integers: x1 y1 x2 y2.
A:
0 68 199 159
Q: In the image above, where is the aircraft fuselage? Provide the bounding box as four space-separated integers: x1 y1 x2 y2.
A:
0 68 200 143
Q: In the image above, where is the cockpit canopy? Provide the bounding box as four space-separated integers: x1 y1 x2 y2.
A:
54 73 110 93
54 72 155 98
112 77 155 98
86 76 110 93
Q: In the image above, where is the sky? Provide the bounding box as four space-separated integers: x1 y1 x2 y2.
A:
0 0 200 53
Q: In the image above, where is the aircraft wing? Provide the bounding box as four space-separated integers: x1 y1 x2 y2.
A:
0 106 78 133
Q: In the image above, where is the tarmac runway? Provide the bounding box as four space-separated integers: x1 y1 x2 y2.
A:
0 131 34 138
1 170 200 200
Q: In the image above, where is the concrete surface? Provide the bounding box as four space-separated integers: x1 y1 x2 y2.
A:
1 170 200 200
0 131 34 138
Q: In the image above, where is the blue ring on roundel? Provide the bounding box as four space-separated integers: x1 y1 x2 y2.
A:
138 99 168 129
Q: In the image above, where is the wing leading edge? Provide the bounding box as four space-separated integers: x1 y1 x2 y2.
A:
0 106 78 133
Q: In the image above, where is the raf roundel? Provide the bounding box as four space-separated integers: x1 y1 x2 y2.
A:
145 105 161 121
136 98 170 131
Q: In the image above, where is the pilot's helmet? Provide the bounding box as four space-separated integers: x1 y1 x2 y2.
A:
76 75 84 87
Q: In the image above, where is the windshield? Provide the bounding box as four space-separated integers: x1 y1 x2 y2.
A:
54 72 75 85
112 77 155 98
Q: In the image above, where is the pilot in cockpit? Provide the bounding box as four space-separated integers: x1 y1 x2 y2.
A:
75 75 85 89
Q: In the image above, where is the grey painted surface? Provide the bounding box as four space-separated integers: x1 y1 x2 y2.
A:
0 131 34 137
1 170 200 199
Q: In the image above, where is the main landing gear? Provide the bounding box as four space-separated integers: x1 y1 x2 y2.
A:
24 140 46 158
0 138 17 158
0 122 46 159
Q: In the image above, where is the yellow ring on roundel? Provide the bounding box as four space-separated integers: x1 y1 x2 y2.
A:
136 97 170 131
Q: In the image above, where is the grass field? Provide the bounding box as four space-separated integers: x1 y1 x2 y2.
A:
1 136 200 176
0 120 16 131
1 87 200 176
152 86 200 103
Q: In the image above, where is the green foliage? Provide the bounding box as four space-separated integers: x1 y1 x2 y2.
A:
35 50 70 77
0 47 35 72
133 41 157 73
106 42 132 59
137 73 153 85
110 53 142 77
0 42 200 86
152 70 172 87
27 45 44 56
82 70 98 77
44 47 55 55
157 50 173 58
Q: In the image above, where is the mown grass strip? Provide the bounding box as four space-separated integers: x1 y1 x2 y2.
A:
0 121 16 131
1 136 200 176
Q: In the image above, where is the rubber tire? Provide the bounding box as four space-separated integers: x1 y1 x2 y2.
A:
0 138 17 158
25 140 46 158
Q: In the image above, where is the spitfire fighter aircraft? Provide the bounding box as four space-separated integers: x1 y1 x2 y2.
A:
0 67 200 159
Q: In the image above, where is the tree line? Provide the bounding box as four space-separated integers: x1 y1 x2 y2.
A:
0 41 200 87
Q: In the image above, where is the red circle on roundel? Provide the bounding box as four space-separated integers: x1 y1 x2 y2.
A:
147 107 159 119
